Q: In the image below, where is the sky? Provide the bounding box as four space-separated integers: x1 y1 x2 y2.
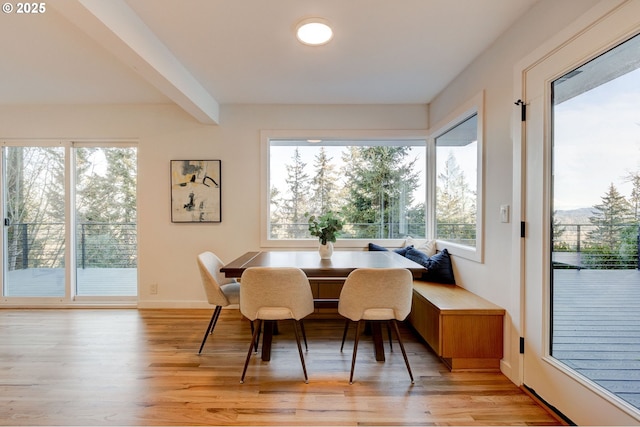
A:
553 66 640 211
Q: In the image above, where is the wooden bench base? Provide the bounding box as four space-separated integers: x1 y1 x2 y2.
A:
409 280 505 372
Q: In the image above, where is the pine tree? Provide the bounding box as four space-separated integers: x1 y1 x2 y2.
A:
75 147 137 267
436 152 476 242
586 183 637 268
625 171 640 220
309 147 339 216
341 146 419 238
280 148 311 237
588 183 634 251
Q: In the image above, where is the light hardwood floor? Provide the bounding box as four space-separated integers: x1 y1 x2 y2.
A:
0 309 561 426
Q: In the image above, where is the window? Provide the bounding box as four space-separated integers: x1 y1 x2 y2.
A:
435 115 478 245
430 92 484 261
262 104 484 261
262 130 427 247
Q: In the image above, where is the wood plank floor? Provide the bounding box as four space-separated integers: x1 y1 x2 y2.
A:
0 309 560 426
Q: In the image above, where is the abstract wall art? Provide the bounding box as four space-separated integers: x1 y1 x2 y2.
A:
171 160 221 223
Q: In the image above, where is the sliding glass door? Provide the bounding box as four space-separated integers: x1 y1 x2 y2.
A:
2 142 137 302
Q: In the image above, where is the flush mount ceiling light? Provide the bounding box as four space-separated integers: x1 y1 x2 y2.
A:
296 18 333 46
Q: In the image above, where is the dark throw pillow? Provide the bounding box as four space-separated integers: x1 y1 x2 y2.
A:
368 243 388 251
368 242 414 257
404 247 455 284
404 246 429 265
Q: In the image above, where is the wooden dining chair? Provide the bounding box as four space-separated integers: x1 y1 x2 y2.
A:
196 251 240 354
239 267 315 384
338 268 415 384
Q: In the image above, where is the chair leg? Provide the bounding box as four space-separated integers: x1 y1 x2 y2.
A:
340 319 350 352
299 319 308 351
387 322 394 352
349 321 362 384
250 320 261 353
198 306 222 354
391 320 415 384
241 319 262 384
293 320 309 383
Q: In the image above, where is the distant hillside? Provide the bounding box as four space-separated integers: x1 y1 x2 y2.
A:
554 207 599 224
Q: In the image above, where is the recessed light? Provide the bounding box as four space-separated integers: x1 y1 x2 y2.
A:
296 18 333 46
307 139 322 143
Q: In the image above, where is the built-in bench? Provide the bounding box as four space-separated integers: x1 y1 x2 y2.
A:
408 280 505 372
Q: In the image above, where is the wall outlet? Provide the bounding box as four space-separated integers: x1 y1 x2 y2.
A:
150 283 158 295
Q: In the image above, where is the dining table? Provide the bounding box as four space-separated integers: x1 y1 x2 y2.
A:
220 250 426 362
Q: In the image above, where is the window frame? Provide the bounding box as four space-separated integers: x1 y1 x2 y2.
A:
428 91 485 262
260 129 429 249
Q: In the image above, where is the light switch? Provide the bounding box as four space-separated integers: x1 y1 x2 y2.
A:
500 204 510 223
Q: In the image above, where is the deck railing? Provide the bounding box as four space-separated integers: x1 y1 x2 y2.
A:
553 223 639 269
269 221 476 246
6 222 137 270
269 222 427 240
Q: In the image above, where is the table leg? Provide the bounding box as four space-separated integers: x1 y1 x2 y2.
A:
371 322 385 362
261 320 275 361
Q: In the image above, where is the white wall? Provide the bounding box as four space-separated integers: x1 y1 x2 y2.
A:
428 0 600 382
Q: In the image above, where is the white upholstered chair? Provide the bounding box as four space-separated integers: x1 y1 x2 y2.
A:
239 267 315 384
196 251 240 354
338 268 415 384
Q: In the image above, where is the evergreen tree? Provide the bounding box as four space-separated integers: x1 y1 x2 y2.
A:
309 147 339 215
76 147 137 224
75 147 137 267
588 183 634 251
280 148 311 237
341 146 419 238
269 185 284 238
552 211 568 251
586 183 636 268
436 152 476 242
625 171 640 220
5 146 138 270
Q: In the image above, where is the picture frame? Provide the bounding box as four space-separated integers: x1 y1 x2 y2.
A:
170 160 221 223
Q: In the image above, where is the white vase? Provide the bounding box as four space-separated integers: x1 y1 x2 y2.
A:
318 241 334 259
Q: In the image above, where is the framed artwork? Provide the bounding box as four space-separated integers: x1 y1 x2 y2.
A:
171 160 221 223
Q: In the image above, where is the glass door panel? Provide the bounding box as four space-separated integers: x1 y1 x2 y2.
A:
551 33 640 411
74 146 137 297
2 146 66 297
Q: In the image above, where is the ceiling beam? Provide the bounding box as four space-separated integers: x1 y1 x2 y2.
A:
53 0 219 125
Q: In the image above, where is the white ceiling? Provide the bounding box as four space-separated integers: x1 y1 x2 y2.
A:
0 0 539 124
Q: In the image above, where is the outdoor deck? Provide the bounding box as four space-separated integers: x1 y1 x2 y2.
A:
553 268 640 410
3 268 137 297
